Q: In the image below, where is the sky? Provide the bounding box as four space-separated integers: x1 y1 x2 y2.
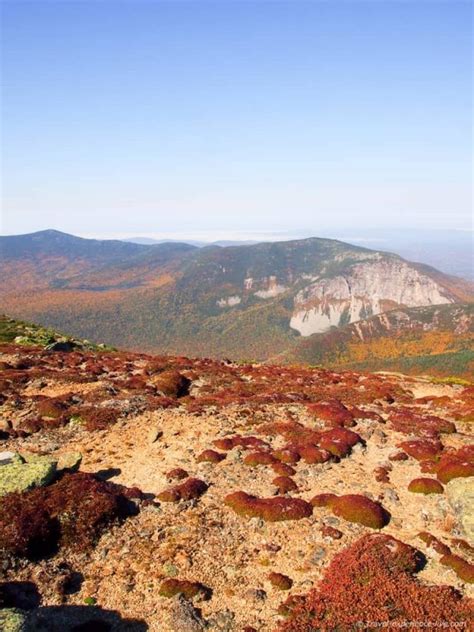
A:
1 0 472 240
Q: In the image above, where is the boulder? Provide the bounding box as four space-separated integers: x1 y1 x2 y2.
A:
446 478 474 545
168 595 207 632
56 452 82 473
0 452 22 466
0 456 57 496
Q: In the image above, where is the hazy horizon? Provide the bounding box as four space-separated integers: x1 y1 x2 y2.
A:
1 0 472 236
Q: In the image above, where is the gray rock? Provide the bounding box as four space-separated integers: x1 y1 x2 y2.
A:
208 609 235 631
148 426 163 443
169 595 207 632
245 588 267 602
383 488 400 504
446 478 474 545
0 451 22 466
309 546 326 564
56 451 82 473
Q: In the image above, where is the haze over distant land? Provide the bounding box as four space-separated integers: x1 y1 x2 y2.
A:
117 228 473 281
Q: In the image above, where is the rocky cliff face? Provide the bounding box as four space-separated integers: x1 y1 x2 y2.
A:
2 231 472 359
290 260 455 336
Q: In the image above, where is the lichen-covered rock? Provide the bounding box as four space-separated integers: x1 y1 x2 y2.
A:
0 456 57 496
446 478 474 545
56 451 82 473
0 608 28 632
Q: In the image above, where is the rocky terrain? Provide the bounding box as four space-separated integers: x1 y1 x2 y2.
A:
0 317 473 631
2 230 473 368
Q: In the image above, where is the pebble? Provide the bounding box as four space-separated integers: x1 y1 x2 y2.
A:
148 426 163 443
169 595 207 632
208 609 235 631
245 588 267 601
384 488 400 504
309 546 326 564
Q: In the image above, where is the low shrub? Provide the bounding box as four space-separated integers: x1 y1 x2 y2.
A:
243 451 277 466
213 435 269 451
307 400 355 428
158 578 212 600
224 491 313 522
196 449 226 464
272 476 298 494
166 468 189 481
436 458 474 484
440 554 474 583
398 439 443 461
158 478 208 502
278 534 472 631
268 572 293 590
374 467 390 483
417 532 451 556
0 472 141 558
330 495 389 529
320 525 343 539
318 428 362 458
408 478 444 494
310 493 337 508
298 446 332 464
271 462 296 477
72 407 118 431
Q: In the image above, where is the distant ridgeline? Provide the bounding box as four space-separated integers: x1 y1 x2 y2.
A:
0 230 473 378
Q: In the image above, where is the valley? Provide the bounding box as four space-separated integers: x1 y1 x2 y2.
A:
1 230 473 378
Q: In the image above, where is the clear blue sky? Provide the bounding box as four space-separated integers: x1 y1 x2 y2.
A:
1 0 472 239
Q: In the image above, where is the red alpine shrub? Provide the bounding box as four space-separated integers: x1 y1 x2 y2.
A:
278 534 472 631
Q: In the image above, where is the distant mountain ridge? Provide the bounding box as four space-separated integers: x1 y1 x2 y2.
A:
0 230 472 370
